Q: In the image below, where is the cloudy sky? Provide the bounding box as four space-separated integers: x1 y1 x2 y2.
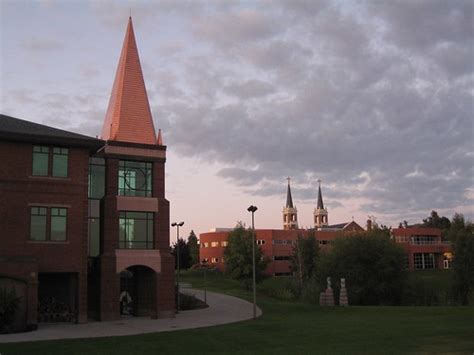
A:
1 0 473 241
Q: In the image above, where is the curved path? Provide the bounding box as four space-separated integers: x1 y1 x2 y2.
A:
0 288 262 343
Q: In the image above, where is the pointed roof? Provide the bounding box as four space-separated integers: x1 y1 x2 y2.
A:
317 180 324 210
286 177 294 208
101 17 157 145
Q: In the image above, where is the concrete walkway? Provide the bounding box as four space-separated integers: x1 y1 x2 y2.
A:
0 288 262 343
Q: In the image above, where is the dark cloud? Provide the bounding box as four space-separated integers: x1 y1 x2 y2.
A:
150 1 473 223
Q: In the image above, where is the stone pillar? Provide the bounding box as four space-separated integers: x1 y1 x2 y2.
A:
339 278 348 306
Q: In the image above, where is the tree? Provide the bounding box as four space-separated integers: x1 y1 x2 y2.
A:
422 210 451 231
447 213 474 305
187 230 200 266
223 225 269 289
291 231 319 291
172 238 191 270
316 230 407 305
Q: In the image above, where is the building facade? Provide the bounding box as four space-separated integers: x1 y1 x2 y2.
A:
392 227 453 270
0 17 175 332
201 182 366 276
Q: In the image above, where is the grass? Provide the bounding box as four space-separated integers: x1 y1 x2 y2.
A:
2 270 473 355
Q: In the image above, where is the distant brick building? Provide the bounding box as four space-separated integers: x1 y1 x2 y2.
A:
392 227 453 270
200 180 365 276
0 17 174 332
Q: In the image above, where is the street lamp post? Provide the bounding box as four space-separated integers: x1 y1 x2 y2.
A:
171 221 184 312
247 205 258 319
202 259 207 305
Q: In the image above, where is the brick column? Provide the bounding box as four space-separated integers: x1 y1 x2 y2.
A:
100 255 120 321
156 253 175 318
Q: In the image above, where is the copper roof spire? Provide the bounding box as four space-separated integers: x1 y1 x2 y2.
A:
101 17 157 145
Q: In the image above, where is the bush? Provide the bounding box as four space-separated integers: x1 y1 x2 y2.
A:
179 292 208 310
259 277 299 300
0 287 20 333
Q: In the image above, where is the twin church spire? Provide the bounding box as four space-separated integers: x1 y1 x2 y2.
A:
282 178 329 230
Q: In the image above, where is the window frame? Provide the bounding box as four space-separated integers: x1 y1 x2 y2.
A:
32 145 69 178
118 211 154 249
118 160 153 197
29 206 68 242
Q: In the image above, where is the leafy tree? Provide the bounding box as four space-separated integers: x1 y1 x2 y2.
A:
316 231 407 305
422 210 451 231
291 231 319 291
187 230 200 266
223 225 269 289
172 238 191 270
447 213 474 305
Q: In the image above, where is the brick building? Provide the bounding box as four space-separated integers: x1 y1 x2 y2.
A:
0 17 174 332
200 179 365 276
392 227 453 270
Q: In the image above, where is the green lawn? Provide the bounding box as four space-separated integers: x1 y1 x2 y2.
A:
2 271 473 355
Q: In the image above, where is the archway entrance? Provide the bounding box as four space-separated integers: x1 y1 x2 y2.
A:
119 265 155 317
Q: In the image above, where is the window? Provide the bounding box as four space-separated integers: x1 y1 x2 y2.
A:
52 147 69 177
413 253 436 270
88 200 101 257
88 157 105 199
118 160 152 197
273 240 284 245
211 257 219 263
50 208 67 241
32 146 69 177
256 239 265 245
221 241 228 247
32 146 49 176
410 235 437 245
202 242 209 248
211 241 219 247
273 255 291 261
30 207 47 240
274 272 292 276
119 212 154 249
30 207 67 241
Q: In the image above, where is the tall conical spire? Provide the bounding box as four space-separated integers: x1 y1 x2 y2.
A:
317 179 324 209
283 177 298 230
314 179 328 228
101 17 157 145
286 177 294 208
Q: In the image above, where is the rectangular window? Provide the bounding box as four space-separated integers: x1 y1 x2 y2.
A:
88 199 101 257
413 253 436 269
256 239 265 245
118 160 152 197
273 256 291 261
30 206 67 241
30 207 47 240
211 257 219 263
203 242 209 248
119 212 154 249
52 147 69 177
211 241 219 247
221 241 228 247
50 208 67 241
32 146 49 176
88 157 106 199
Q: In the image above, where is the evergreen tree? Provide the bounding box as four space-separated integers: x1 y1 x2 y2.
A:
172 238 191 270
187 230 200 266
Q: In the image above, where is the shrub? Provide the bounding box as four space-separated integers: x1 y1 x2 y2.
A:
0 287 20 333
